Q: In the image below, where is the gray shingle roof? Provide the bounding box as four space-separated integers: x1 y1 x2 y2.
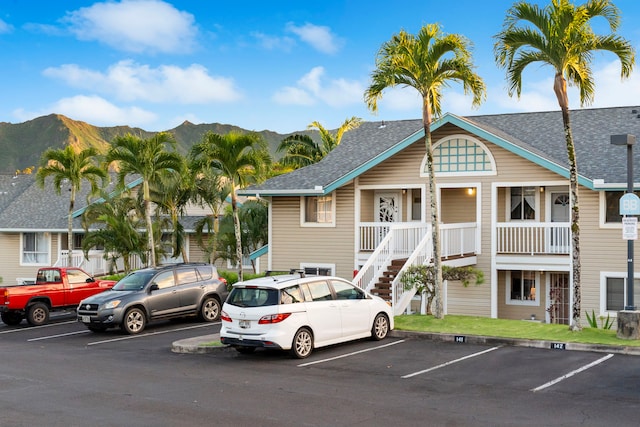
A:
241 106 640 195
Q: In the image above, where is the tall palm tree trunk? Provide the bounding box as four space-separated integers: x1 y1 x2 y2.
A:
423 105 444 319
231 189 243 282
67 189 76 267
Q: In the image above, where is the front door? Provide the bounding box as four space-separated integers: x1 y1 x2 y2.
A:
375 192 400 223
550 192 570 252
548 273 570 325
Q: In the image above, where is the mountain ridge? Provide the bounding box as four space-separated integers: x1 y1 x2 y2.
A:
0 114 311 174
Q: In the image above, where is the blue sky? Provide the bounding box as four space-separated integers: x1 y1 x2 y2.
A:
1 0 640 134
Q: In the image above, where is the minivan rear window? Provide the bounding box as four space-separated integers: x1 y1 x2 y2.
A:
227 287 279 307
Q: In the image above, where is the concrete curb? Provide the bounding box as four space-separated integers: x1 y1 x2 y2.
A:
171 330 640 355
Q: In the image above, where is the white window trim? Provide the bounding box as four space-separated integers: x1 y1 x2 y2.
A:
300 263 335 276
505 270 540 306
600 271 640 315
20 232 51 266
505 186 540 222
300 194 336 228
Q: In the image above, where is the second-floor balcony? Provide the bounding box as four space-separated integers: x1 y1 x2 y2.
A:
496 222 570 255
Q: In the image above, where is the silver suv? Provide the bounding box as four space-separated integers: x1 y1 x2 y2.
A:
77 263 228 334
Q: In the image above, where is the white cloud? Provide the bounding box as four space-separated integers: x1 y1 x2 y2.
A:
13 95 157 127
285 22 342 54
273 66 364 108
0 18 13 33
64 0 197 54
251 31 295 51
43 60 242 104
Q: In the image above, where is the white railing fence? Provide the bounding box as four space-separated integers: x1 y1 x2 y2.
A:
391 232 433 315
496 222 570 255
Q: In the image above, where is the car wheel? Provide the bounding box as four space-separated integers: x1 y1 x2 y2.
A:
199 297 221 322
1 311 23 326
26 303 49 326
121 308 145 334
290 327 313 359
88 326 107 333
371 313 389 341
235 346 256 354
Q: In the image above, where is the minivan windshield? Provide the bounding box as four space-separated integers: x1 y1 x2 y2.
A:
112 271 156 291
227 287 279 307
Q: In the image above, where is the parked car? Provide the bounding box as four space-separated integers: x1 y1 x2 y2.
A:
77 263 228 334
0 267 116 326
219 272 393 358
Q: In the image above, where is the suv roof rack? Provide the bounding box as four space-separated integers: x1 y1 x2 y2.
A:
265 269 306 278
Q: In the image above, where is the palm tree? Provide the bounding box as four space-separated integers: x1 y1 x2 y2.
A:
190 131 271 282
82 191 147 273
105 132 184 267
494 0 635 331
191 168 231 265
36 146 107 266
150 157 193 262
277 117 362 169
364 23 486 319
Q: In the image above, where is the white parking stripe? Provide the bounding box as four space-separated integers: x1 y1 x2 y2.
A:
28 330 90 341
531 353 614 392
86 322 219 346
0 320 78 334
402 346 500 378
297 340 406 367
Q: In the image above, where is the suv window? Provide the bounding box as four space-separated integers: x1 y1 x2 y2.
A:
153 271 175 290
227 287 279 307
176 267 199 285
195 265 215 280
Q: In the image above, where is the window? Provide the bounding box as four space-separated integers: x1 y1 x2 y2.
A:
67 268 92 285
507 271 538 305
605 276 640 311
510 187 536 220
430 136 495 176
332 280 364 300
605 191 640 223
176 267 199 285
281 285 304 304
152 271 175 290
302 194 334 225
22 232 49 265
303 281 333 301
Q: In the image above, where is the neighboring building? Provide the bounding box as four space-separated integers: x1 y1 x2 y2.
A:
240 106 640 324
0 174 227 285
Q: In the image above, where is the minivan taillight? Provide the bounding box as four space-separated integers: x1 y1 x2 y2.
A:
220 311 231 322
258 313 292 324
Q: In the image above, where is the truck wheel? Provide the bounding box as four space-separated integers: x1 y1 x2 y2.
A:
1 311 23 326
199 297 221 322
26 303 49 326
121 308 145 334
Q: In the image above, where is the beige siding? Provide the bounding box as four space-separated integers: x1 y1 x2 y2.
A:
441 188 475 223
271 184 355 279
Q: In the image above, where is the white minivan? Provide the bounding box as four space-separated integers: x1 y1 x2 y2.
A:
220 273 393 358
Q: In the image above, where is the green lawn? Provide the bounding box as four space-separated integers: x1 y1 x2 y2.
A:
394 314 640 347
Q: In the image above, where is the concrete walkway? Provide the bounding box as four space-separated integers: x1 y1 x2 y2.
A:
171 330 640 355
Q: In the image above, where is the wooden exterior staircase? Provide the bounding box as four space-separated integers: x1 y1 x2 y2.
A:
370 258 407 302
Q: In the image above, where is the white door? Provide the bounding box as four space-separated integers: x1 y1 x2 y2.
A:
550 192 570 252
375 192 400 223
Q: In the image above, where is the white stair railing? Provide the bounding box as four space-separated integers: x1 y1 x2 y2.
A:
391 231 433 315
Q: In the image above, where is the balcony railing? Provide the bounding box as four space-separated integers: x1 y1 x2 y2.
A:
496 222 570 255
359 222 478 259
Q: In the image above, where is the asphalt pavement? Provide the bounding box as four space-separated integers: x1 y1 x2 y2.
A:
171 330 640 355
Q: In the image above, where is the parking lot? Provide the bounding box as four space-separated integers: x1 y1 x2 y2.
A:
2 314 640 426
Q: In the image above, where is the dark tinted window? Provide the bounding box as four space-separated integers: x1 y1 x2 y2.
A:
331 280 363 300
113 270 156 291
227 287 279 307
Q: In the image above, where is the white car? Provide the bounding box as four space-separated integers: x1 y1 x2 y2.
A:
220 273 394 358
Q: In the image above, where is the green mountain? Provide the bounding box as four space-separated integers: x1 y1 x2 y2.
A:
0 114 310 174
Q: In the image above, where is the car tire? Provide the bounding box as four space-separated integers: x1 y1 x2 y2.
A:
1 311 23 326
371 313 389 341
235 346 256 354
290 327 313 359
26 302 49 326
121 307 146 334
199 297 221 322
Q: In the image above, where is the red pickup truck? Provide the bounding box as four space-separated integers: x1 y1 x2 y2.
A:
0 267 116 326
